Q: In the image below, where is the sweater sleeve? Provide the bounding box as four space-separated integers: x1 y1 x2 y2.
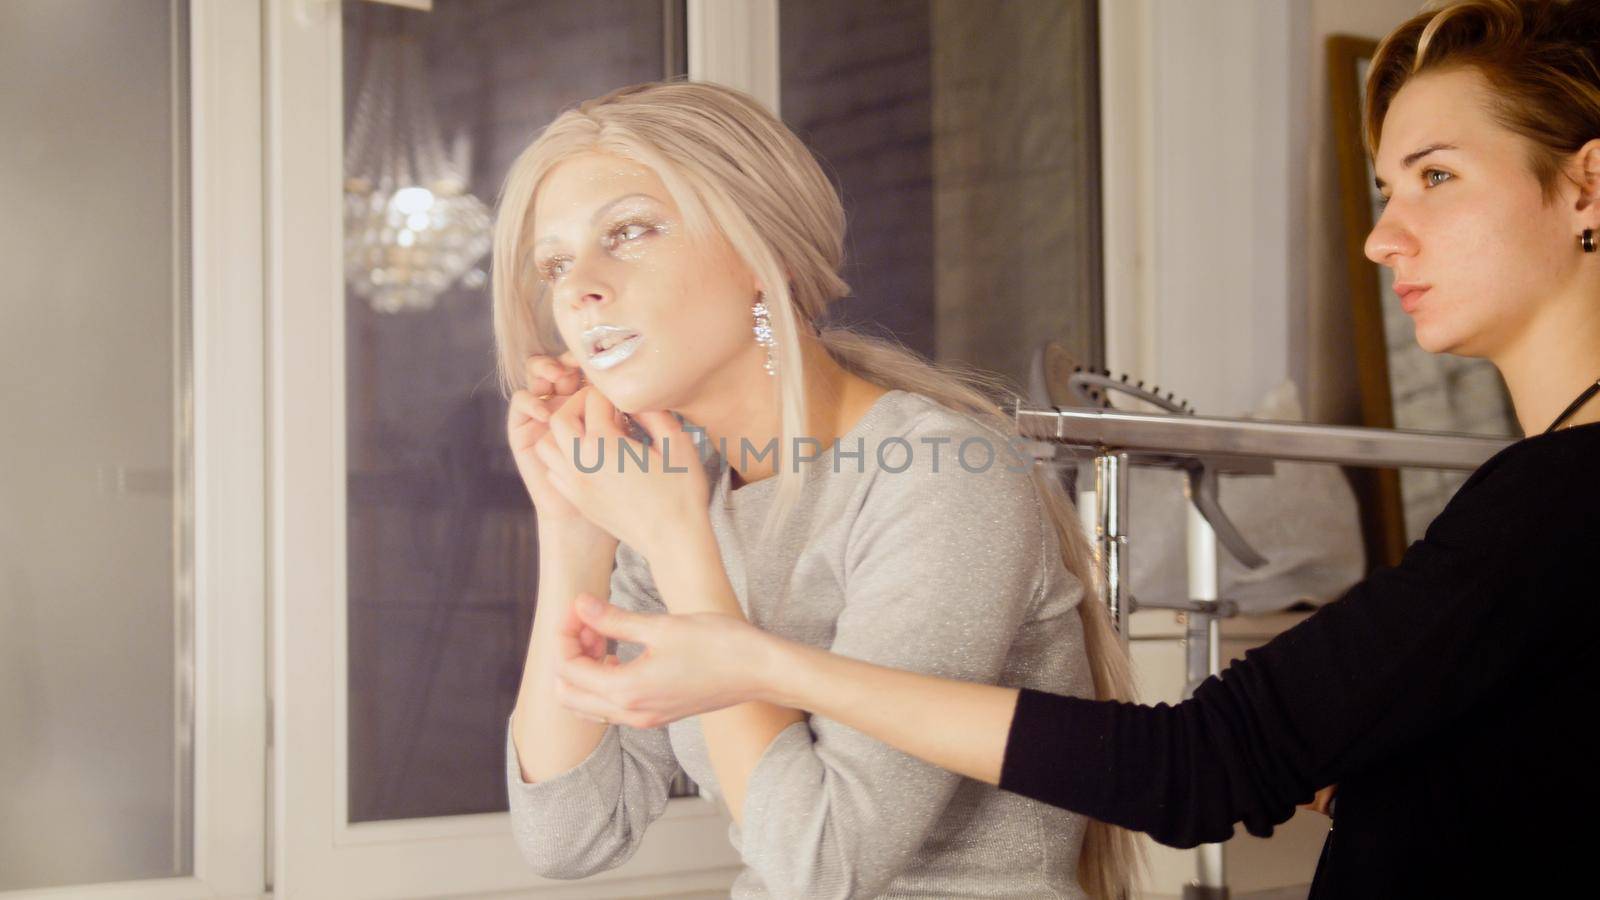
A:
505 540 683 879
735 421 1058 899
998 435 1592 848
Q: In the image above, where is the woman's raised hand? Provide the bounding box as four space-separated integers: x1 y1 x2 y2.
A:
507 352 596 528
532 384 712 561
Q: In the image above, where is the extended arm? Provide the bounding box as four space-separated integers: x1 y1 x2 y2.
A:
760 635 1020 785
565 437 1585 850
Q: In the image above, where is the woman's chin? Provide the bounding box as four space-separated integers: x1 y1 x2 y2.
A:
1411 317 1459 356
587 373 670 415
1414 322 1490 360
1413 331 1449 355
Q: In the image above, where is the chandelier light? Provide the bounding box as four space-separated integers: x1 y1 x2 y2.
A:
343 31 490 314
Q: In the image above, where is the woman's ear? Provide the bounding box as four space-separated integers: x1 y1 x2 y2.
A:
753 270 797 294
1570 138 1600 214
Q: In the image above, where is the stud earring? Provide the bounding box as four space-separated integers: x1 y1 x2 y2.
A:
1582 228 1596 253
752 293 778 376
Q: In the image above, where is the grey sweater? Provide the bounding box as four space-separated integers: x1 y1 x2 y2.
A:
506 389 1096 898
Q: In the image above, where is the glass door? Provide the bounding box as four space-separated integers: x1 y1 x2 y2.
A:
0 4 194 886
1 2 266 898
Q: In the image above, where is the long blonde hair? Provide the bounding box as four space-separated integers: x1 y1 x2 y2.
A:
489 77 1141 899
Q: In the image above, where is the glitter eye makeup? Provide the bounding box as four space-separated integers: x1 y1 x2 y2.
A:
603 217 666 261
534 213 668 282
535 256 564 284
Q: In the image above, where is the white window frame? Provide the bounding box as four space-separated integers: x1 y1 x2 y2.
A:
1 2 269 899
687 0 778 112
265 1 775 896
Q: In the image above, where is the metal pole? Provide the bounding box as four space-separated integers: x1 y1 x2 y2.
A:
1183 496 1228 899
1093 451 1131 644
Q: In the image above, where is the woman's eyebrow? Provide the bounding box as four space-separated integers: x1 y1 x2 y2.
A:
1374 142 1460 190
534 192 661 248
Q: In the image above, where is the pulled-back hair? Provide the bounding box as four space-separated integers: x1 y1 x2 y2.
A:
1365 0 1600 200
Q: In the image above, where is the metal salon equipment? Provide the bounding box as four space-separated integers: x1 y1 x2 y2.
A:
1060 367 1270 573
1011 361 1509 900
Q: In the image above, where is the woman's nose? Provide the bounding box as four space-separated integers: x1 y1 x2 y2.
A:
567 287 608 309
559 258 614 311
1364 206 1418 266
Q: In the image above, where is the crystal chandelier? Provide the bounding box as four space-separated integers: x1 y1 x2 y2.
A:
344 31 491 314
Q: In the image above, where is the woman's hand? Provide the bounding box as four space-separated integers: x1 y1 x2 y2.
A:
551 593 623 725
553 593 776 729
1300 784 1337 816
506 353 591 526
532 384 711 561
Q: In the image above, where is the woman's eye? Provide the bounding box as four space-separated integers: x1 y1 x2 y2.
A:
1424 168 1453 187
539 257 569 282
607 220 653 246
537 221 654 283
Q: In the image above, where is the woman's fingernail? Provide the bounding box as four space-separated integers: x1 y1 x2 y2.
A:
577 595 601 615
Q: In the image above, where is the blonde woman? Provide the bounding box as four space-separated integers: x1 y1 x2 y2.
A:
551 2 1600 898
496 79 1139 898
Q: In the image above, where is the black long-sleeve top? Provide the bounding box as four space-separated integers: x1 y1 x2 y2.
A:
1000 422 1600 898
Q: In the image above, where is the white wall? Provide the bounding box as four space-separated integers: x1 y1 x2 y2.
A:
1107 0 1419 427
1145 0 1308 417
1103 0 1310 419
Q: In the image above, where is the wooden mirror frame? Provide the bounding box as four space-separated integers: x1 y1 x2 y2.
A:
1328 33 1408 571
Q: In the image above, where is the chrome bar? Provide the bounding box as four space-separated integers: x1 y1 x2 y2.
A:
1017 405 1509 471
1185 497 1227 891
1093 452 1131 645
1132 596 1241 617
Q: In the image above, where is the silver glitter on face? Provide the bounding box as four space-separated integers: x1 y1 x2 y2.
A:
524 152 794 425
602 210 670 263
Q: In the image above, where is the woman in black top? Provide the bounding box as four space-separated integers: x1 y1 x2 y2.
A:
545 0 1600 895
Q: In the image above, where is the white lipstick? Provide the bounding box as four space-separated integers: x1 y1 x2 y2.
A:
583 324 644 370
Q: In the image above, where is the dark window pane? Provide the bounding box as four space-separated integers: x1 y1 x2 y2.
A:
779 0 1103 389
342 0 687 824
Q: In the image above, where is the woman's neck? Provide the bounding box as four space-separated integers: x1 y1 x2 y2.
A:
678 340 884 488
1493 295 1600 435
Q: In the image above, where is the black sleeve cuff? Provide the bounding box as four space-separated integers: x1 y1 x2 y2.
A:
998 687 1112 814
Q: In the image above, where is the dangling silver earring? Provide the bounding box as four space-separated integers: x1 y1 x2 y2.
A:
752 293 778 376
1582 228 1597 253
